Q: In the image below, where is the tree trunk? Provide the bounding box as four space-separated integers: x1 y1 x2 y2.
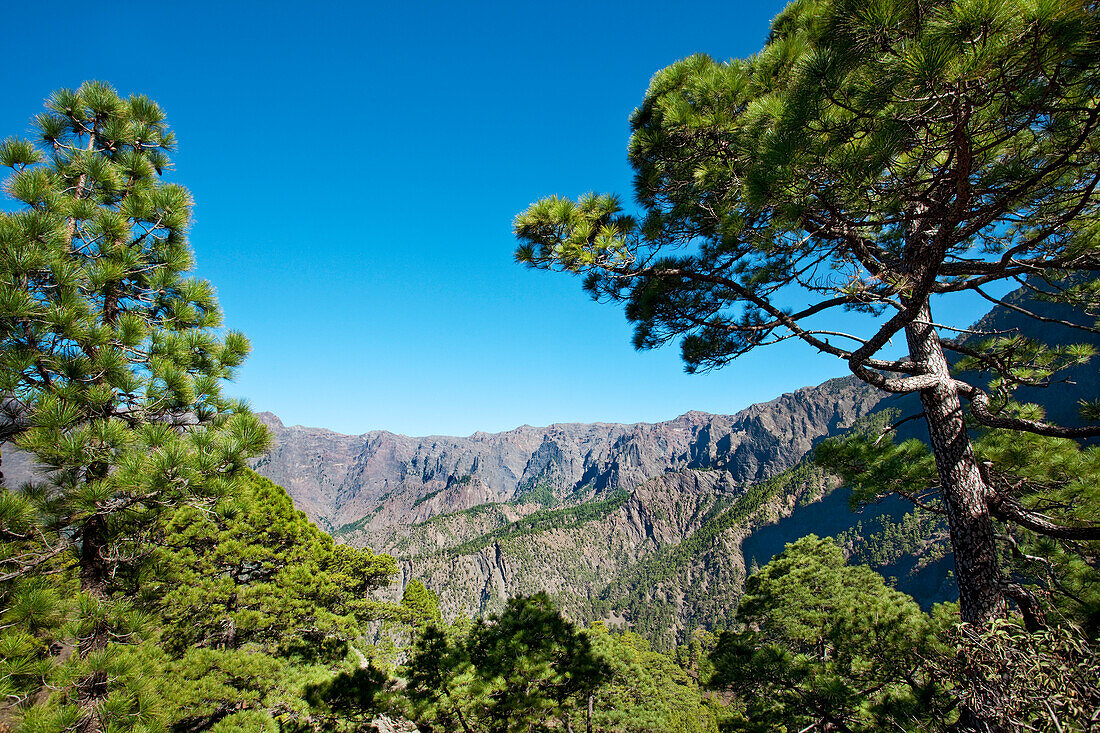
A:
77 513 110 732
904 301 1006 624
78 496 110 586
907 301 1010 732
79 514 110 599
77 466 112 733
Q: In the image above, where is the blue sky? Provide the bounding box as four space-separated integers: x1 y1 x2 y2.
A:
2 1 998 437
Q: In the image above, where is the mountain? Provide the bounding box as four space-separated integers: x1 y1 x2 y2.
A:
246 281 1097 643
0 365 975 646
252 377 883 538
245 377 889 644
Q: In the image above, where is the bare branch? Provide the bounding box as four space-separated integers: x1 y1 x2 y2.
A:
960 383 1100 438
987 493 1100 541
971 286 1100 336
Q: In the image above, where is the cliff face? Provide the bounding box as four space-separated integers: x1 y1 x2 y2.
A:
396 470 745 624
253 376 884 541
246 377 885 641
369 463 833 647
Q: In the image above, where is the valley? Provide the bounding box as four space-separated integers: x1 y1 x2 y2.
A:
249 377 919 643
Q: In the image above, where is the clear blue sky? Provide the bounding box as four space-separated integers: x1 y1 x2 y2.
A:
1 1 997 437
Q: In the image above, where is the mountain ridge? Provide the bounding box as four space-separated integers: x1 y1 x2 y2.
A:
251 376 885 540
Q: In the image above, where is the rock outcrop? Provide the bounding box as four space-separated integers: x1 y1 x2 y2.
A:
253 376 885 544
244 376 886 641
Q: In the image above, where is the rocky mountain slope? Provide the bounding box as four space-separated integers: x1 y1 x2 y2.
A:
387 462 834 647
254 376 884 538
247 377 887 643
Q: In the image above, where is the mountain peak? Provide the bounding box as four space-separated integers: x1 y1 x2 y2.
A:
253 377 885 532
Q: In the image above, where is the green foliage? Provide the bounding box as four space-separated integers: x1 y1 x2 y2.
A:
404 593 610 733
513 481 557 508
0 80 270 525
834 510 949 569
0 81 270 733
150 471 397 658
709 536 953 732
140 471 397 730
0 576 73 719
587 625 721 733
0 468 401 732
411 487 443 508
672 628 719 683
976 427 1100 634
448 490 629 556
16 635 171 733
956 335 1097 417
421 501 506 527
303 664 393 732
332 505 383 537
401 579 442 627
815 422 938 508
155 645 298 733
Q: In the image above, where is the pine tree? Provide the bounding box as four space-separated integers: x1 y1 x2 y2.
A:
401 578 442 628
404 593 610 733
150 471 398 731
152 472 396 659
586 626 720 733
513 0 1100 633
0 82 269 732
709 536 951 732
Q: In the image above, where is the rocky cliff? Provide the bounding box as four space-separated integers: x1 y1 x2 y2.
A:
253 376 884 540
384 464 833 647
243 376 889 642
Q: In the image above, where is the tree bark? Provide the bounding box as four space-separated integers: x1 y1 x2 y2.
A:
79 514 110 605
904 301 1006 624
77 468 111 733
905 301 1011 732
